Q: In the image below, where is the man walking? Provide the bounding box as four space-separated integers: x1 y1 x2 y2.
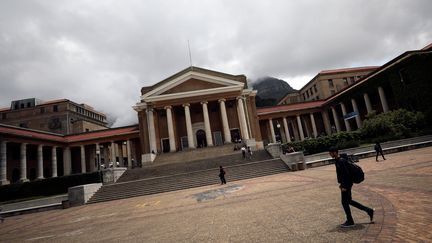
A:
329 146 374 227
374 142 386 162
241 146 246 159
219 166 226 185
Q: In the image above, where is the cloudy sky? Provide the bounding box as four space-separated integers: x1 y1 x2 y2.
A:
1 0 431 126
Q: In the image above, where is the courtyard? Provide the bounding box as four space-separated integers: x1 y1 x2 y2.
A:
1 147 431 242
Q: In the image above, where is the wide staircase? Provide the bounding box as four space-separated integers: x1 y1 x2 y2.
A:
87 150 289 204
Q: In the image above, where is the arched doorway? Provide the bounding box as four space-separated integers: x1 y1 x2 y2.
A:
196 130 207 148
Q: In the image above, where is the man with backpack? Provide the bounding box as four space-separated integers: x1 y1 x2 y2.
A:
329 146 374 228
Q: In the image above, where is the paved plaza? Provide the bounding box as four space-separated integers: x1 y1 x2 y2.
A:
1 147 432 242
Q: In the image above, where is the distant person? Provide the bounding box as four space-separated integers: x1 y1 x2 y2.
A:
247 146 253 159
374 142 386 162
329 146 374 228
0 207 4 223
219 166 226 185
288 146 295 153
241 146 246 159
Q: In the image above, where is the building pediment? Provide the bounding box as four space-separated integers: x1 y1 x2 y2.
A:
141 68 245 102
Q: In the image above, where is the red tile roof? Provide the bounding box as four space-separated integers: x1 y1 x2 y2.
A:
319 66 379 75
0 124 65 142
65 125 139 142
0 123 139 144
257 100 325 115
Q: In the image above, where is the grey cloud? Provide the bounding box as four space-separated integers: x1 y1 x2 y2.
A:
1 0 431 126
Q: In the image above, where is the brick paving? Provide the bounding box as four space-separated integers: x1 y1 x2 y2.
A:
1 147 431 242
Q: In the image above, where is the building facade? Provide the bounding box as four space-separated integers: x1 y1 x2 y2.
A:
0 98 108 135
278 66 378 105
260 45 432 145
133 67 263 162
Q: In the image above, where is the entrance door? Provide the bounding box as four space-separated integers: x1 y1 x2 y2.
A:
161 138 170 153
213 131 223 146
196 129 207 148
230 128 241 143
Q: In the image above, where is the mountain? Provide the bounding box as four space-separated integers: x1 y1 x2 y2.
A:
252 76 297 107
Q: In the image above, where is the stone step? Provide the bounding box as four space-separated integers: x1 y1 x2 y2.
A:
88 169 287 204
118 150 272 182
87 159 287 204
153 144 239 165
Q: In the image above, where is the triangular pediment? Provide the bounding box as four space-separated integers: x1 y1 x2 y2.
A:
160 78 226 95
141 68 245 101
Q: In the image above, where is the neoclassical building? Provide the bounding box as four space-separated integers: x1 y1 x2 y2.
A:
133 66 262 162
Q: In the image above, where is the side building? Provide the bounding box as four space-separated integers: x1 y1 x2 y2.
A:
278 66 379 105
0 98 108 135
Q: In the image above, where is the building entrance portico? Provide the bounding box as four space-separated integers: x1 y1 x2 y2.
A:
134 66 264 163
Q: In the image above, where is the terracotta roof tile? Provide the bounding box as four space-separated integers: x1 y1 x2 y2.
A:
319 66 379 75
257 100 325 115
65 125 139 142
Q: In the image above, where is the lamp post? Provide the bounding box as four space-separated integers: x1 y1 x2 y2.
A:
96 149 102 183
276 122 281 143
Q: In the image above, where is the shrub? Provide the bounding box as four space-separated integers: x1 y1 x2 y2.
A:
282 131 361 155
0 171 102 202
360 109 425 142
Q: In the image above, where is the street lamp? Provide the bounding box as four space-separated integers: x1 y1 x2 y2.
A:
96 149 102 183
276 122 281 142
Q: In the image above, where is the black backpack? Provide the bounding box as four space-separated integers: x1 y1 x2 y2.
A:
340 153 364 184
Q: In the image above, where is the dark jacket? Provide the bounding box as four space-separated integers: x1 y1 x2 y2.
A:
219 168 226 177
335 156 353 189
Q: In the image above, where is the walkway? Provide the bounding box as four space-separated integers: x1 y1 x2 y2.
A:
0 147 431 242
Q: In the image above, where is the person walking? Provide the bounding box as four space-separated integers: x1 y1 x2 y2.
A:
329 146 374 228
374 142 386 162
247 146 253 159
219 166 226 185
241 146 246 159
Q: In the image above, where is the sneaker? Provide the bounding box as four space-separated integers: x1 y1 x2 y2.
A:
340 221 355 228
368 208 375 222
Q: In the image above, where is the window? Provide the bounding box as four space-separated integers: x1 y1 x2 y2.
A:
310 88 313 95
27 102 31 108
316 95 320 100
350 77 355 84
303 93 306 100
40 107 45 114
19 123 28 128
306 90 309 98
1 113 6 119
328 79 334 87
53 105 58 112
86 128 90 132
343 78 348 86
314 84 318 93
20 104 24 109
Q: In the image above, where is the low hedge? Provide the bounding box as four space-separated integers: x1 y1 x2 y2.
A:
282 131 361 155
0 171 102 203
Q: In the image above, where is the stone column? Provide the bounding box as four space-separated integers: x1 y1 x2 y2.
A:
331 106 341 132
110 141 116 167
363 93 373 114
147 108 157 154
165 106 176 152
183 103 195 149
51 146 57 177
201 101 214 146
0 141 9 185
237 97 250 140
126 140 132 168
269 119 276 143
296 115 305 141
321 110 332 135
282 117 291 143
63 147 71 175
218 99 232 143
310 113 318 138
37 144 44 179
378 86 389 113
351 98 362 129
20 143 28 182
340 103 351 132
80 145 86 173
